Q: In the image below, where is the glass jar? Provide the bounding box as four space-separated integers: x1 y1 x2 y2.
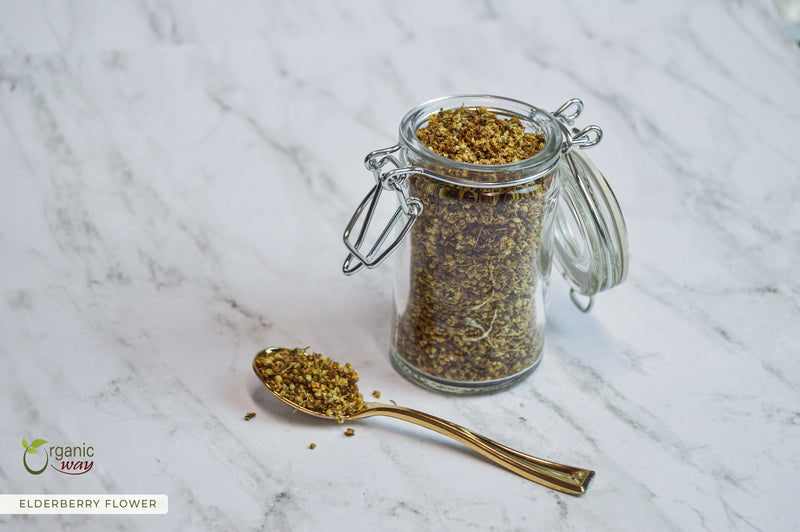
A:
343 95 628 394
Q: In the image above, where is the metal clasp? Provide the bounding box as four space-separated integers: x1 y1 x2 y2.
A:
569 289 594 313
553 98 603 151
342 145 428 275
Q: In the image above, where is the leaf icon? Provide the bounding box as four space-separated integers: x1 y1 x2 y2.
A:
30 439 47 448
22 437 29 448
27 447 38 454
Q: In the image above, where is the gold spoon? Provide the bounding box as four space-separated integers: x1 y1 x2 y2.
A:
253 347 594 496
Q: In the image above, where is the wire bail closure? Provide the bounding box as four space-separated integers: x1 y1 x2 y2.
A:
343 98 622 315
342 145 427 275
342 100 604 281
553 98 602 152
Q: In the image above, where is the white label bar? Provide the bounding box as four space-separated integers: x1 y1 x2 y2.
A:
0 494 168 514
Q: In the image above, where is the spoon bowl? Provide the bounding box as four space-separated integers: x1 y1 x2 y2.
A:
253 347 594 496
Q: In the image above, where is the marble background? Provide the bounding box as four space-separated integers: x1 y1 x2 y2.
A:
1 1 799 530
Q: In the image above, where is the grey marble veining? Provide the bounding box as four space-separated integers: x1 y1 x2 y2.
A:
1 1 799 530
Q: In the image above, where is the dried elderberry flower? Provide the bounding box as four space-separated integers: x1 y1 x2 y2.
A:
394 107 551 384
253 347 365 422
416 107 545 165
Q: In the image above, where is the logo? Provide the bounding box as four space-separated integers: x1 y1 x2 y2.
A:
21 438 48 475
22 437 94 476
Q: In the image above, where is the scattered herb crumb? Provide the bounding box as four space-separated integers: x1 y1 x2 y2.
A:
254 347 365 422
309 443 317 449
344 428 355 437
244 412 256 421
372 390 381 399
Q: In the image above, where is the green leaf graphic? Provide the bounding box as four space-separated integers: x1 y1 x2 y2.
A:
26 448 38 454
22 437 29 448
30 439 47 448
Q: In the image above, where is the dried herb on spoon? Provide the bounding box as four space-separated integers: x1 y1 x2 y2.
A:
253 347 364 423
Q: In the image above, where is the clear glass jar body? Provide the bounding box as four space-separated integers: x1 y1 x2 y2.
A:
388 96 566 393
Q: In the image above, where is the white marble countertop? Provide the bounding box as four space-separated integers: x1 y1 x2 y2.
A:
2 1 799 530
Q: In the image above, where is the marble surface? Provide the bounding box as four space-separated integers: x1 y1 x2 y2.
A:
1 1 799 530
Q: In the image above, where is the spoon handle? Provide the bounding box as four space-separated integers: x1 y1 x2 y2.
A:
359 403 594 496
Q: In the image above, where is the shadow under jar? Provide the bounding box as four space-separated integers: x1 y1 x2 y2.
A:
343 95 628 394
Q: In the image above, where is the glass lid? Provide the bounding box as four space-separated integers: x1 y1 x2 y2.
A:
552 148 629 310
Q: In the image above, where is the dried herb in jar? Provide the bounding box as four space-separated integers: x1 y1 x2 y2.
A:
394 107 552 384
415 107 545 165
253 347 365 422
